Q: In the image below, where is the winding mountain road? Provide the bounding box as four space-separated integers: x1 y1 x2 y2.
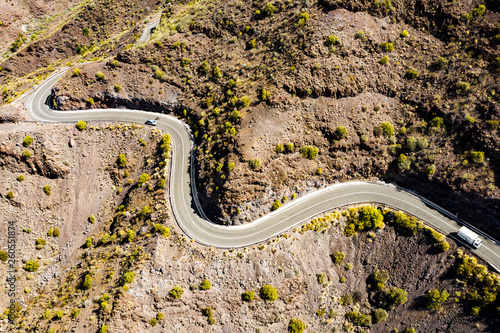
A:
22 70 500 273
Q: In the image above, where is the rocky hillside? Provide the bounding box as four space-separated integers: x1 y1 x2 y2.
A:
31 0 500 238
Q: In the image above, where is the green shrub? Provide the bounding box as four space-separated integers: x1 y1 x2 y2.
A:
261 88 271 101
36 238 46 248
89 214 96 223
240 96 251 106
84 238 92 248
156 312 164 320
263 2 277 16
72 68 81 77
248 159 261 170
343 206 384 236
126 230 135 242
424 165 435 175
438 241 450 252
24 260 39 272
346 310 372 327
47 229 53 237
297 12 310 26
154 69 165 80
82 27 91 36
170 286 184 299
487 120 499 130
406 68 419 79
212 65 222 78
154 224 171 237
430 117 443 128
6 191 14 199
288 318 306 333
372 270 389 290
373 308 388 323
76 121 86 131
435 56 449 68
400 30 409 38
137 173 150 187
260 285 278 301
425 289 449 310
317 273 327 284
457 81 470 92
99 325 108 333
95 71 105 80
392 211 418 235
123 271 135 284
88 97 95 105
23 135 33 147
181 58 191 67
137 205 150 219
380 42 394 52
150 318 157 327
82 274 93 290
470 151 485 163
22 150 32 159
385 287 408 307
335 126 347 140
242 290 255 302
397 154 411 173
379 56 389 65
17 175 25 182
0 250 8 261
271 200 282 211
275 144 284 153
355 30 367 41
53 228 59 237
200 279 211 290
114 85 122 92
380 122 394 137
331 251 345 265
299 145 318 159
285 143 294 153
43 185 51 196
339 276 346 283
325 35 339 46
417 137 428 149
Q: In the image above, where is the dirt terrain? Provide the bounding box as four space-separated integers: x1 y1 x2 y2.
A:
25 0 499 238
0 122 498 331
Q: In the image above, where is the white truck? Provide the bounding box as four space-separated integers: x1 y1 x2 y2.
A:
457 226 482 249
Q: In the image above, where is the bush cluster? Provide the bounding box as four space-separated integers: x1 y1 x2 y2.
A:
242 290 255 302
170 286 184 299
24 260 40 272
75 121 86 131
331 251 345 265
425 289 449 310
391 211 419 235
343 206 384 236
299 145 318 160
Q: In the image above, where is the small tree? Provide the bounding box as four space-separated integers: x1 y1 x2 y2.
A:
331 251 345 265
373 308 388 323
24 260 40 272
271 200 282 211
82 274 93 290
137 173 150 187
242 290 255 302
288 318 306 333
123 271 135 284
95 71 105 80
75 121 86 131
170 286 184 299
385 288 408 307
260 285 278 301
43 185 52 196
23 135 33 147
380 122 394 137
299 146 318 159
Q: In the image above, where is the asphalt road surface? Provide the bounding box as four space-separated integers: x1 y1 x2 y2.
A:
22 70 500 272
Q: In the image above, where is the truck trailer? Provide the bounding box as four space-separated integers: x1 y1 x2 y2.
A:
457 226 482 249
